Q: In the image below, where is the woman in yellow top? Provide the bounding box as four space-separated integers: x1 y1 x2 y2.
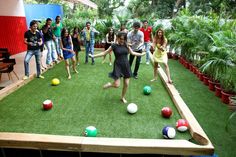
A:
151 28 173 84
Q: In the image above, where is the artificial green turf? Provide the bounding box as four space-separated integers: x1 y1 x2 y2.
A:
168 59 236 157
0 51 191 141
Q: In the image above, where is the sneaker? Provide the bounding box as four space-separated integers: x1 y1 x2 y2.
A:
133 75 138 79
23 76 29 80
55 60 59 64
38 75 45 79
109 62 112 66
146 62 149 65
91 62 95 65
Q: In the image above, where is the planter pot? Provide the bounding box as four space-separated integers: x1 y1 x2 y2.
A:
221 91 236 104
183 61 189 69
203 76 209 85
208 80 220 91
172 54 179 60
196 69 200 77
215 85 222 97
189 64 193 71
180 57 185 64
192 66 198 74
198 72 204 81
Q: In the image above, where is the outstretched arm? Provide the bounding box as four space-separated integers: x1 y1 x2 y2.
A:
89 46 112 58
128 46 145 56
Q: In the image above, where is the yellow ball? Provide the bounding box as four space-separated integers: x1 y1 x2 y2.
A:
51 78 60 86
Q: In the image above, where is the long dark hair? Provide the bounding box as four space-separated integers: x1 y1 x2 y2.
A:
117 31 128 48
72 27 80 35
107 27 115 42
61 28 70 46
155 28 165 46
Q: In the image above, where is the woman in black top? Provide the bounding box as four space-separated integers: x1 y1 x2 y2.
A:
71 27 81 65
102 27 116 66
89 32 145 103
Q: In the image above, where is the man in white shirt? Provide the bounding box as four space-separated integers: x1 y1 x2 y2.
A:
127 22 144 79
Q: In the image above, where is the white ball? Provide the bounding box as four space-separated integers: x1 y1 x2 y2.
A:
127 103 138 114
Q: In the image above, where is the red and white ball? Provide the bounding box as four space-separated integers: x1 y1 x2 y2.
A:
176 119 189 132
162 126 176 139
43 100 53 110
161 107 173 118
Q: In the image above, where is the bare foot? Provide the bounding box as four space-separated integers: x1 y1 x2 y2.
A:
120 98 127 104
150 78 157 82
68 75 71 80
103 82 112 89
74 69 78 73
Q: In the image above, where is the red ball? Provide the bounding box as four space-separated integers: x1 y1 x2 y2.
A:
43 100 53 110
161 107 172 118
176 119 189 132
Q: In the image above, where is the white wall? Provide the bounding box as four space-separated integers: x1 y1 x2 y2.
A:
0 0 25 16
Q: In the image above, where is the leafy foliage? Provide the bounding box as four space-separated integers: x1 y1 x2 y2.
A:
188 0 236 19
90 0 125 18
127 0 178 19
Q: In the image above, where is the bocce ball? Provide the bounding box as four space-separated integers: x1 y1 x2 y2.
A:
43 99 53 110
162 126 176 139
51 78 60 86
143 86 152 95
127 103 138 114
176 119 189 132
161 107 173 118
84 126 97 137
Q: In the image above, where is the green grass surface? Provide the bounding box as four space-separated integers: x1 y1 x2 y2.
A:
0 52 190 140
1 51 235 156
168 59 236 157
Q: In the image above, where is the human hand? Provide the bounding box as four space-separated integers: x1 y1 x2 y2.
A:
28 42 34 46
141 52 146 56
38 42 42 46
69 50 74 54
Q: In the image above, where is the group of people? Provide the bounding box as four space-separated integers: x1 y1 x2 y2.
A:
24 16 81 80
90 21 173 104
24 17 173 103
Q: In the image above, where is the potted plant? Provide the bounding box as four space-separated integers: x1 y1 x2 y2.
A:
220 75 236 104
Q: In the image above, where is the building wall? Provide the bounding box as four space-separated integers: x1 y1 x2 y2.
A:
24 4 63 28
0 2 63 55
0 0 27 55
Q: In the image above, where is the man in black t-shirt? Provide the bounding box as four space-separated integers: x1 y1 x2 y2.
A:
23 20 44 80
